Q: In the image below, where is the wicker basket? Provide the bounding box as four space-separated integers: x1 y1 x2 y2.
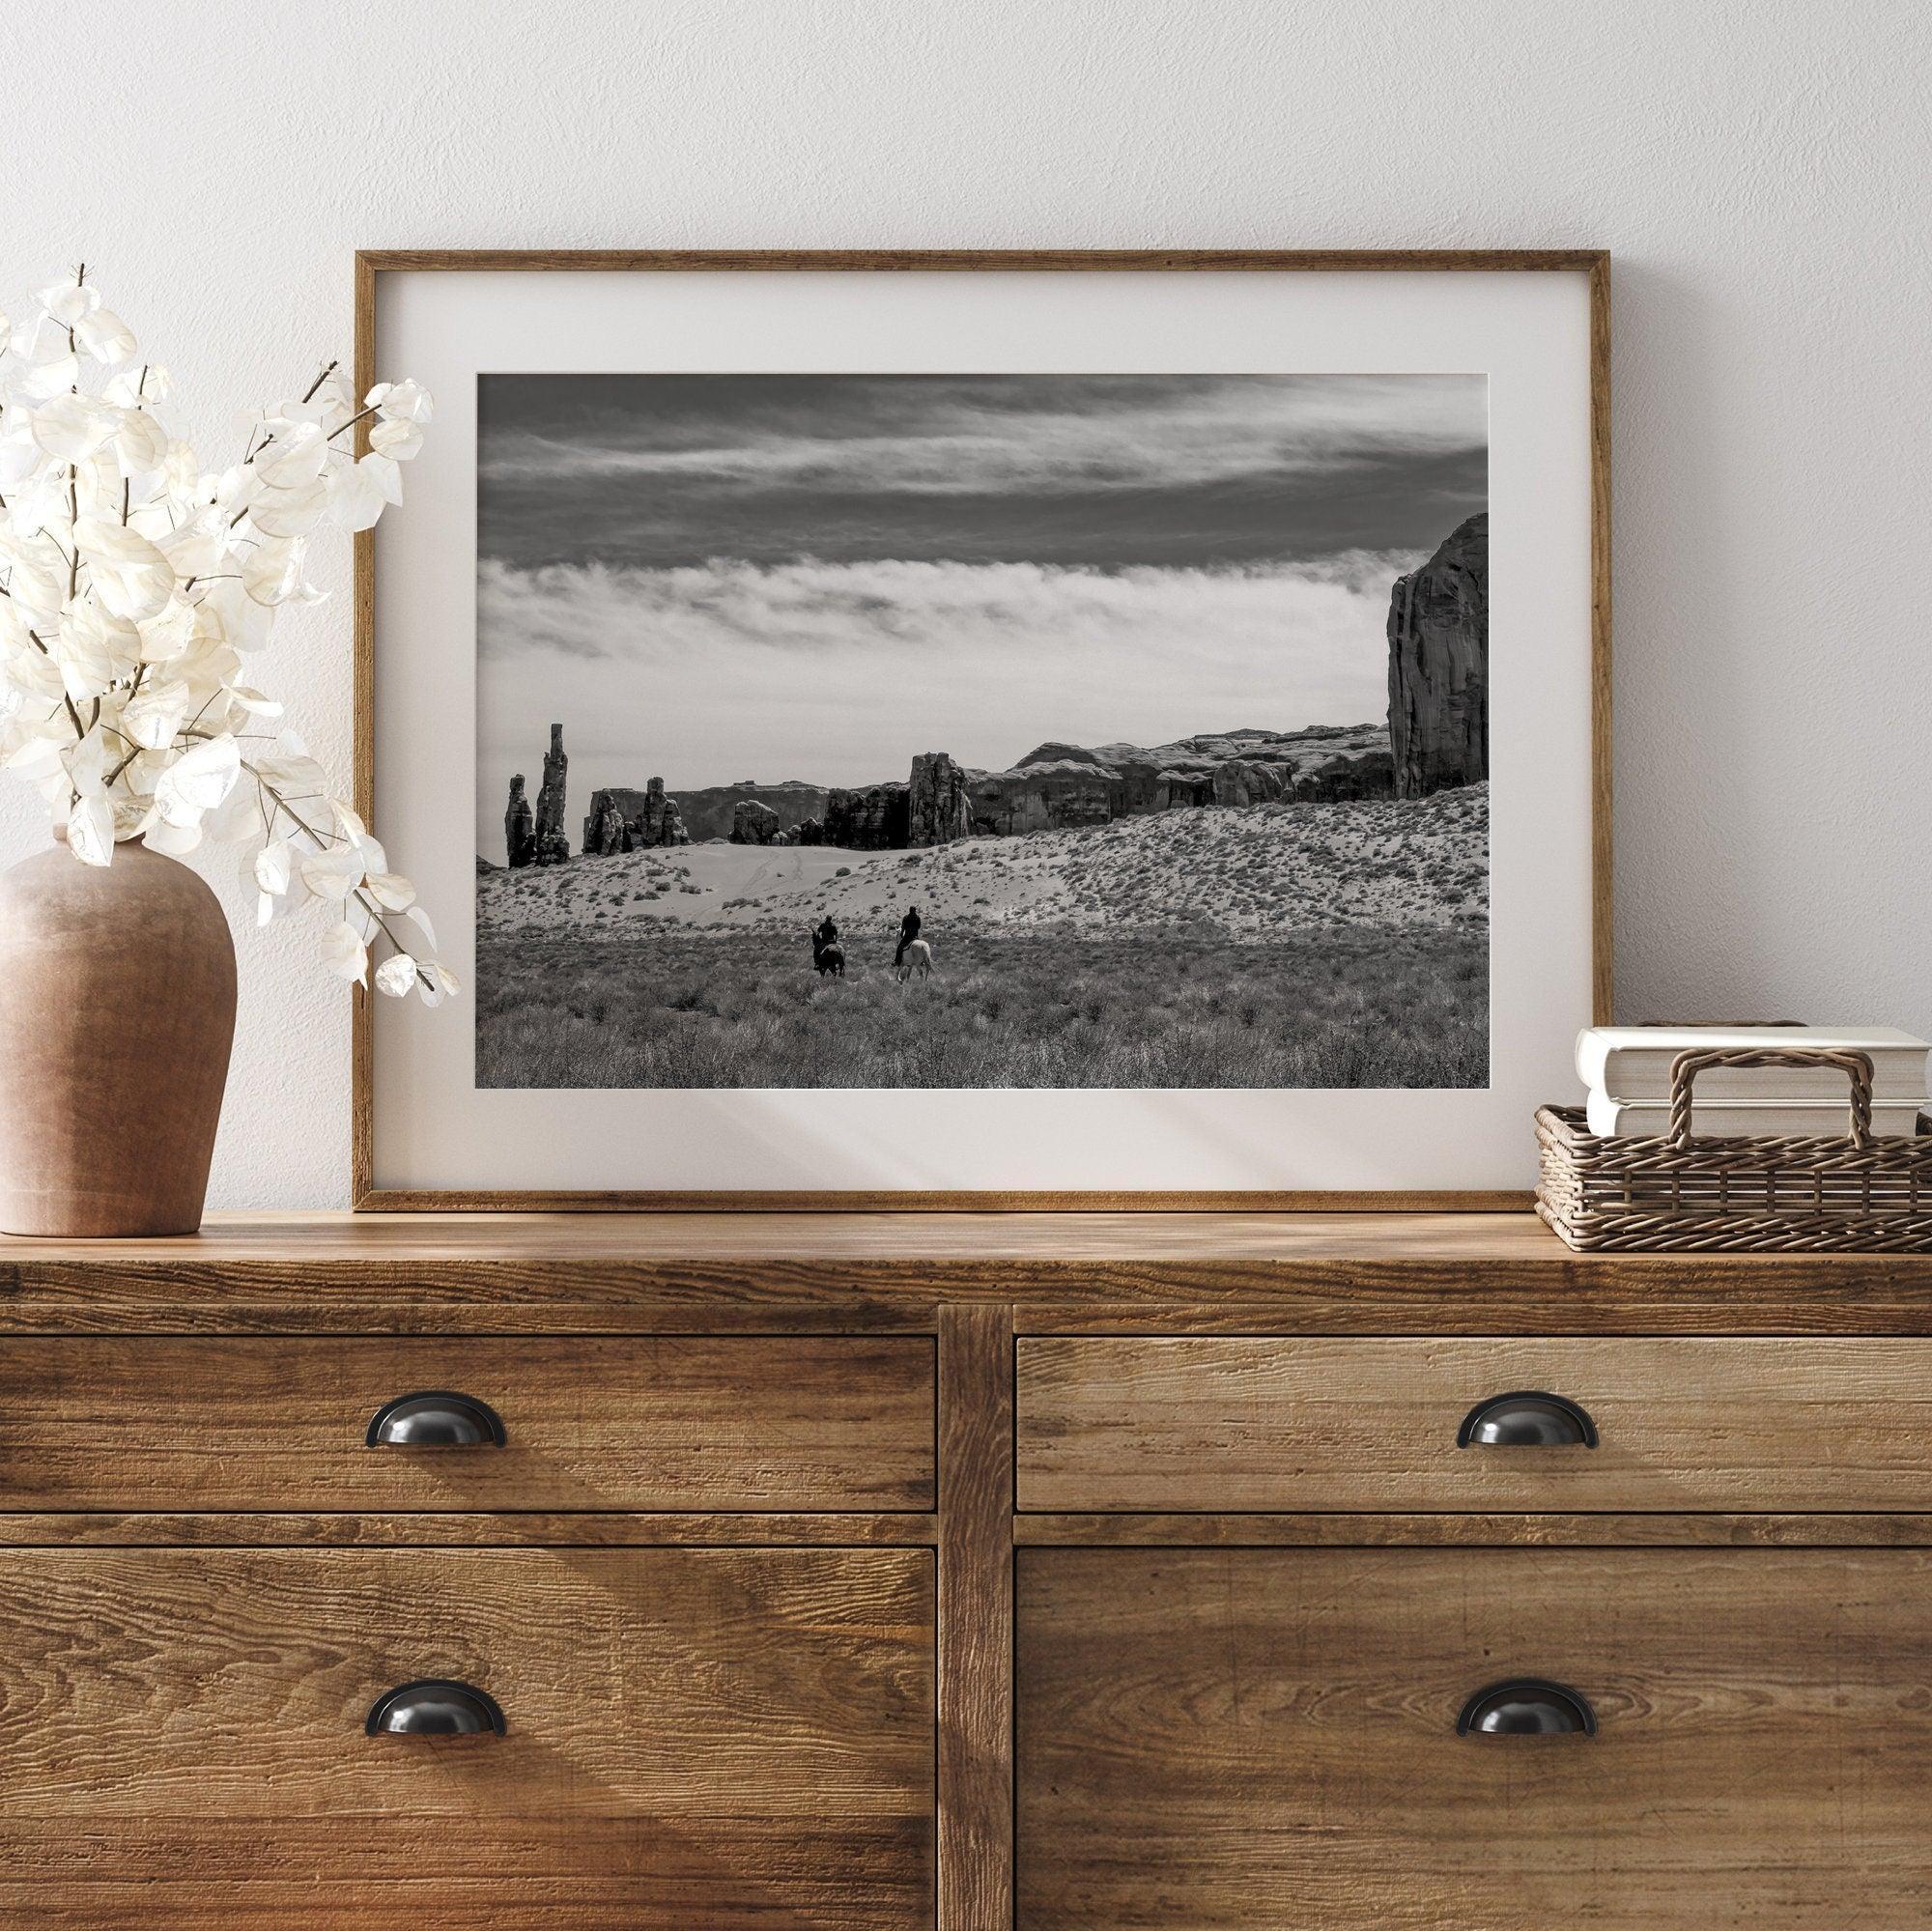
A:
1537 1046 1932 1252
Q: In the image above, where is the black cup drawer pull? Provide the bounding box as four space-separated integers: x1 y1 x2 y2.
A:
1458 1679 1596 1737
365 1391 506 1447
366 1679 506 1737
1457 1390 1597 1448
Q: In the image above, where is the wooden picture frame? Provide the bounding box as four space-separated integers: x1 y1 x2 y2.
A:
353 249 1610 1211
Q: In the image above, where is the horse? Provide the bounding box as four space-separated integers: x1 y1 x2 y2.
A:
811 935 845 978
896 938 933 981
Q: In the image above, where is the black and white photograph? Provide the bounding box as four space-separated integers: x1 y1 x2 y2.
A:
474 371 1490 1091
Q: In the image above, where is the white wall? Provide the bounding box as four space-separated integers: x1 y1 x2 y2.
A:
3 0 1926 1208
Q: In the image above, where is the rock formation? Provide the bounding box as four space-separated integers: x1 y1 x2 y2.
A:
968 757 1122 836
1009 742 1158 814
1293 746 1395 801
567 715 1406 864
1156 769 1214 810
504 775 535 867
823 781 910 850
584 795 633 857
1210 757 1287 809
1387 513 1488 798
659 781 831 843
582 776 691 854
533 724 570 864
730 798 782 845
907 752 973 846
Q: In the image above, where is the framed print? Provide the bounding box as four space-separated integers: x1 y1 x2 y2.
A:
354 250 1609 1208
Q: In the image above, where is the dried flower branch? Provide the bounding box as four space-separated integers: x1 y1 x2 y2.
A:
0 270 452 1001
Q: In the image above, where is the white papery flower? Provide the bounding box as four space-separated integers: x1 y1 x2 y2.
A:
143 815 202 856
21 351 80 400
365 870 415 911
0 530 66 623
254 420 329 489
135 598 197 665
196 576 275 651
368 416 423 462
73 308 135 365
374 952 417 998
0 419 42 487
152 732 241 826
299 841 365 899
0 270 446 993
40 279 101 324
73 519 174 623
250 474 328 538
326 455 390 531
404 903 438 953
417 958 459 1002
321 920 369 985
369 378 433 423
31 393 120 461
120 675 192 750
365 451 404 505
67 791 116 866
242 535 305 607
224 684 283 719
53 600 141 702
114 409 169 476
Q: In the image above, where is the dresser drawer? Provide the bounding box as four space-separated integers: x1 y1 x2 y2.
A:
1016 1336 1932 1513
0 1547 933 1927
0 1336 934 1512
1020 1546 1932 1928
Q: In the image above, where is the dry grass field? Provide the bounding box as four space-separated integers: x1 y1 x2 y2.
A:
475 787 1489 1090
476 927 1487 1090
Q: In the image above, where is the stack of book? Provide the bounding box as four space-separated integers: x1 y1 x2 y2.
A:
1577 1026 1932 1139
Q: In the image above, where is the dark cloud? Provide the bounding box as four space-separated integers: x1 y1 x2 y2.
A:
478 373 1487 573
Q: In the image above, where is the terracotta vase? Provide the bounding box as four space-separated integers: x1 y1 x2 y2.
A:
0 838 237 1236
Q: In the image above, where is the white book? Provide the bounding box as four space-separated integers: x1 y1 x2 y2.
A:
1577 1026 1931 1104
1585 1092 1929 1140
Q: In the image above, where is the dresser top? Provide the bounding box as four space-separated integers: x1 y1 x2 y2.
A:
8 1208 1581 1266
3 1211 1929 1338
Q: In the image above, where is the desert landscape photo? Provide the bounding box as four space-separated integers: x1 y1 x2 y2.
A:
473 372 1490 1089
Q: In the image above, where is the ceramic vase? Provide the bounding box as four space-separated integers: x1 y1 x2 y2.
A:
0 838 237 1236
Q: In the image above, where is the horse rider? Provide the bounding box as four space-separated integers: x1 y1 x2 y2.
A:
813 912 838 953
894 904 921 969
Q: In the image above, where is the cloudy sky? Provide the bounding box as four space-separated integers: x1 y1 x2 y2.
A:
475 373 1486 852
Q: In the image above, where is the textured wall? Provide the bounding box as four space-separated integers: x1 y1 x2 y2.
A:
2 0 1926 1207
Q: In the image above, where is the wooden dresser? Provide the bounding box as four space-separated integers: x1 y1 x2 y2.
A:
4 1211 1932 1927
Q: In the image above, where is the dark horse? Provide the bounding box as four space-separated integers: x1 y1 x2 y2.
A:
811 931 845 977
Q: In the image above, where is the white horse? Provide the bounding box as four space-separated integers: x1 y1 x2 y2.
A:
896 938 934 981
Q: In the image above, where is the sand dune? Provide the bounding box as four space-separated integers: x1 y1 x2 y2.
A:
477 783 1488 950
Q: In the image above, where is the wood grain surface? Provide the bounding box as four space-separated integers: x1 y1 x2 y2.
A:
7 1211 1932 1336
1017 1335 1932 1514
6 1209 1930 1926
0 1547 933 1926
1015 1511 1932 1548
937 1306 1015 1931
358 248 1611 273
0 1334 934 1512
1019 1546 1932 1928
0 1510 938 1548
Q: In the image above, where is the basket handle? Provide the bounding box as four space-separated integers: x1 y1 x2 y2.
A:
1665 1047 1876 1150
